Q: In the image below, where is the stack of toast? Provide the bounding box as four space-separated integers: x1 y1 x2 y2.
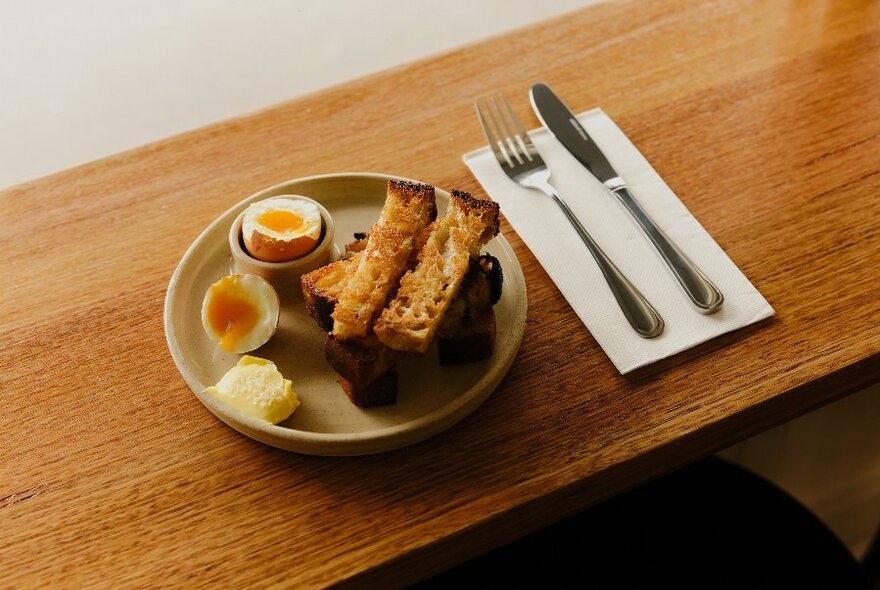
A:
300 180 503 407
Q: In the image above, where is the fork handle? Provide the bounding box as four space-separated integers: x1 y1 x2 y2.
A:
610 186 723 314
529 178 664 338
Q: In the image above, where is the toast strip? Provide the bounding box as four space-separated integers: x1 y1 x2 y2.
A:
339 372 398 408
324 335 398 386
330 180 436 340
438 254 503 339
374 190 500 354
438 310 496 366
301 253 361 331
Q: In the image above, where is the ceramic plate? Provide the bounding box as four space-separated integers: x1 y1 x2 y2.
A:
164 172 527 455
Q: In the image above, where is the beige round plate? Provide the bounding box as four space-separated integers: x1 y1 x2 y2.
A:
164 172 527 455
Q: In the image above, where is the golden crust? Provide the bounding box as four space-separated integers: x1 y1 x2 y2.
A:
330 182 436 340
373 190 501 354
449 190 500 244
300 184 503 408
388 180 437 209
301 254 359 331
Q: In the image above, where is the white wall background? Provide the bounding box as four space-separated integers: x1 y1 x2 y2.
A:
0 0 593 188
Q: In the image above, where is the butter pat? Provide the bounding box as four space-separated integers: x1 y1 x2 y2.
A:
204 356 299 424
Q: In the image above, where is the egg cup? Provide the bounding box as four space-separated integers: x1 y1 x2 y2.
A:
229 196 334 303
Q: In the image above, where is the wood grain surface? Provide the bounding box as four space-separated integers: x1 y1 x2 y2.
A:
3 0 879 586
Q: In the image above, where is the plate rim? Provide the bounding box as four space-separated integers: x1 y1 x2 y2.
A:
163 171 527 455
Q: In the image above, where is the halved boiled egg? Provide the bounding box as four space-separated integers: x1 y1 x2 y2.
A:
201 274 280 353
242 196 323 262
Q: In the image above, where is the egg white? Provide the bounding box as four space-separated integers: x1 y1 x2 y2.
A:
242 196 322 242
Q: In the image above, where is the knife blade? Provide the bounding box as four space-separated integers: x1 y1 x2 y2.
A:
529 82 723 313
529 83 619 184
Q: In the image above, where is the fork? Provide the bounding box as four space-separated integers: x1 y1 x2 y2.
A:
475 95 664 338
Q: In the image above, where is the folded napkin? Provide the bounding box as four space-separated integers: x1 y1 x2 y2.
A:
464 108 774 374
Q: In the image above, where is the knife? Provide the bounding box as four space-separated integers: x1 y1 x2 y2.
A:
529 83 724 314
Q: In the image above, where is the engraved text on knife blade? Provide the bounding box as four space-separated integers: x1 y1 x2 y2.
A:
568 117 590 141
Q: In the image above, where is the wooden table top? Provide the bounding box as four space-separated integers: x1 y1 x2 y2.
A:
3 0 879 586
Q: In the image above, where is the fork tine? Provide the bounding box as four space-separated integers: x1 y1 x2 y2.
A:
500 95 534 161
489 96 525 165
475 99 512 168
484 97 521 166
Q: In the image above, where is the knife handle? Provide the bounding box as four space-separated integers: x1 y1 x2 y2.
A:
610 185 723 314
526 177 664 338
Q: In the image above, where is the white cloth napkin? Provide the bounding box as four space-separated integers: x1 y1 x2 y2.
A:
464 108 774 374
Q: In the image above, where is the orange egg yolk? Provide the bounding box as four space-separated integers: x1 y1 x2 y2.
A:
206 277 260 351
257 210 306 233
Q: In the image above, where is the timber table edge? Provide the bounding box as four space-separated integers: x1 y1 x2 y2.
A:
4 0 880 586
340 353 880 588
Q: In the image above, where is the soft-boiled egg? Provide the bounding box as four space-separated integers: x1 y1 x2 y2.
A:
201 274 279 353
242 196 323 262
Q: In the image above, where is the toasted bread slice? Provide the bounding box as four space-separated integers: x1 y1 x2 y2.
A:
374 190 500 353
324 335 398 386
301 232 370 331
301 253 361 332
339 372 398 408
331 180 436 340
330 224 411 339
344 230 427 269
437 255 502 366
438 254 503 339
438 310 496 366
342 232 369 259
300 226 434 333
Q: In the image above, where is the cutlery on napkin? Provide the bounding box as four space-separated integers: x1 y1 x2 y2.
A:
463 105 774 374
530 83 724 315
